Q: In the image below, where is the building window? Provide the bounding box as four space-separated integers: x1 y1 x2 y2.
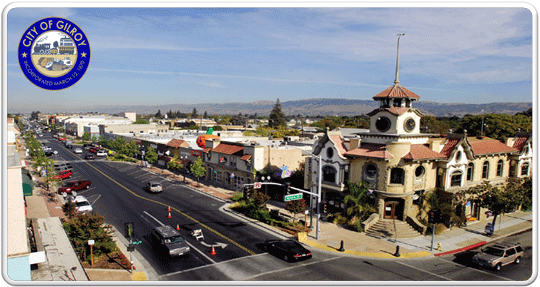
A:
467 163 474 181
521 162 530 176
496 160 504 177
322 165 337 184
326 147 334 159
482 161 490 179
390 168 404 184
415 166 425 179
455 151 462 161
451 171 462 187
364 164 377 180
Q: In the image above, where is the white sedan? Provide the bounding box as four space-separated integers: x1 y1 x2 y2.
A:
96 150 107 157
74 148 83 154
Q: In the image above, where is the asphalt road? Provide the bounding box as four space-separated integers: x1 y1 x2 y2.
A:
39 134 285 276
38 133 533 282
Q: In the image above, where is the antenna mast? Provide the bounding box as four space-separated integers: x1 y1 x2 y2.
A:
394 33 405 85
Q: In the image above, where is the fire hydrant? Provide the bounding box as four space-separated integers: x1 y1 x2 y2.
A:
437 242 442 251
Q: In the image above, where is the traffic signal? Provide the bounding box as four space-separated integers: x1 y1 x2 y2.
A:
322 203 328 213
124 222 134 239
428 210 436 224
435 209 443 224
284 182 290 194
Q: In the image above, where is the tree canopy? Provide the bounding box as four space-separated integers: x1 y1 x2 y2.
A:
268 99 286 128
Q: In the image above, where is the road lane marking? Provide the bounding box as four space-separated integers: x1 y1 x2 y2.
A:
435 257 513 281
142 211 216 264
70 153 256 256
393 260 453 281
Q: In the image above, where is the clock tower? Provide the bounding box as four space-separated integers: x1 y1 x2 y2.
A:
367 34 423 137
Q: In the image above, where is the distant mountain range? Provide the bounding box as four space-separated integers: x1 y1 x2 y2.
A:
80 98 531 117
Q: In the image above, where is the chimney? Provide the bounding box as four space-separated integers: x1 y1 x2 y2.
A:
429 138 442 152
205 138 220 149
349 137 361 150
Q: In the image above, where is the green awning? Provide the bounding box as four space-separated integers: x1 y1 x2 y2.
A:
21 170 33 196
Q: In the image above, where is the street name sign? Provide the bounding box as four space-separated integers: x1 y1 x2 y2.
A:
284 193 303 201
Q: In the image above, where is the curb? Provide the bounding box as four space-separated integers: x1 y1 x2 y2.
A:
434 241 487 257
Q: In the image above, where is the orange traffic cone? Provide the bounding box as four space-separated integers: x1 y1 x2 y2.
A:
168 206 171 212
210 245 217 255
168 212 171 219
176 224 180 231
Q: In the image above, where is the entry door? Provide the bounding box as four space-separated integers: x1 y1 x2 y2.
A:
384 201 399 219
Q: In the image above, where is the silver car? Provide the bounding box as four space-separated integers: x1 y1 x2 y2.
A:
146 181 163 193
151 225 190 256
472 242 524 271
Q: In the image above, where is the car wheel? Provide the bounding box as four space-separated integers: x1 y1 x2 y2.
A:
515 257 521 264
72 191 77 196
86 185 90 189
62 192 67 197
495 263 502 271
283 255 289 262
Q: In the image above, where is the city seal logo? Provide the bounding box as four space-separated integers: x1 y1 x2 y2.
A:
18 17 90 90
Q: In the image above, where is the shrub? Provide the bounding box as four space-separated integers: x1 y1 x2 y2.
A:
231 192 244 202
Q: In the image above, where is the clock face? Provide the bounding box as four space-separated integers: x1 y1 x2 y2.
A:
404 118 416 132
375 116 391 132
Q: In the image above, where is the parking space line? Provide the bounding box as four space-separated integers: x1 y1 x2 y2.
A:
127 169 145 175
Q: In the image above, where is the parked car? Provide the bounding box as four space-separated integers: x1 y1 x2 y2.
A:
44 150 57 156
89 147 100 153
96 150 107 157
472 242 524 271
151 225 190 256
85 154 95 160
53 170 73 180
145 181 163 193
74 148 83 154
70 195 93 214
57 180 92 195
262 239 312 262
54 162 73 171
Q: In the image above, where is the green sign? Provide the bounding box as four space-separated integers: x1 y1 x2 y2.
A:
284 193 303 202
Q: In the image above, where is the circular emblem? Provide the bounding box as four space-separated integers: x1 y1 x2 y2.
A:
18 17 90 90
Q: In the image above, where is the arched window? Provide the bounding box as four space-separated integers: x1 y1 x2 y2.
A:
322 165 337 184
390 168 404 184
521 162 530 176
496 160 504 177
482 161 490 179
451 171 462 187
467 163 474 181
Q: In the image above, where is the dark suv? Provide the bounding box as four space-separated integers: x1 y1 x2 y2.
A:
472 242 524 271
151 225 190 257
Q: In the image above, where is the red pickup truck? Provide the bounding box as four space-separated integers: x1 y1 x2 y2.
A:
57 180 92 195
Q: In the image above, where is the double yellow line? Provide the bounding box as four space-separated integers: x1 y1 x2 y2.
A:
64 143 255 256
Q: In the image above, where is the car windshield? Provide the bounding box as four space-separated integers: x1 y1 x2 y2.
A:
164 236 184 244
151 184 161 187
62 183 74 187
483 247 505 257
76 201 90 207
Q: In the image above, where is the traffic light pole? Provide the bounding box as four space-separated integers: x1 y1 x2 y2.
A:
430 223 434 251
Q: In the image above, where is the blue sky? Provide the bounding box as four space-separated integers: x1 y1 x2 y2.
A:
5 5 534 113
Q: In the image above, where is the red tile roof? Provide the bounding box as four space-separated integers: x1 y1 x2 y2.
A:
240 154 252 161
330 135 348 155
166 138 187 148
212 143 244 156
512 137 529 152
373 84 420 100
440 138 460 158
345 143 394 159
402 144 446 160
468 137 518 155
